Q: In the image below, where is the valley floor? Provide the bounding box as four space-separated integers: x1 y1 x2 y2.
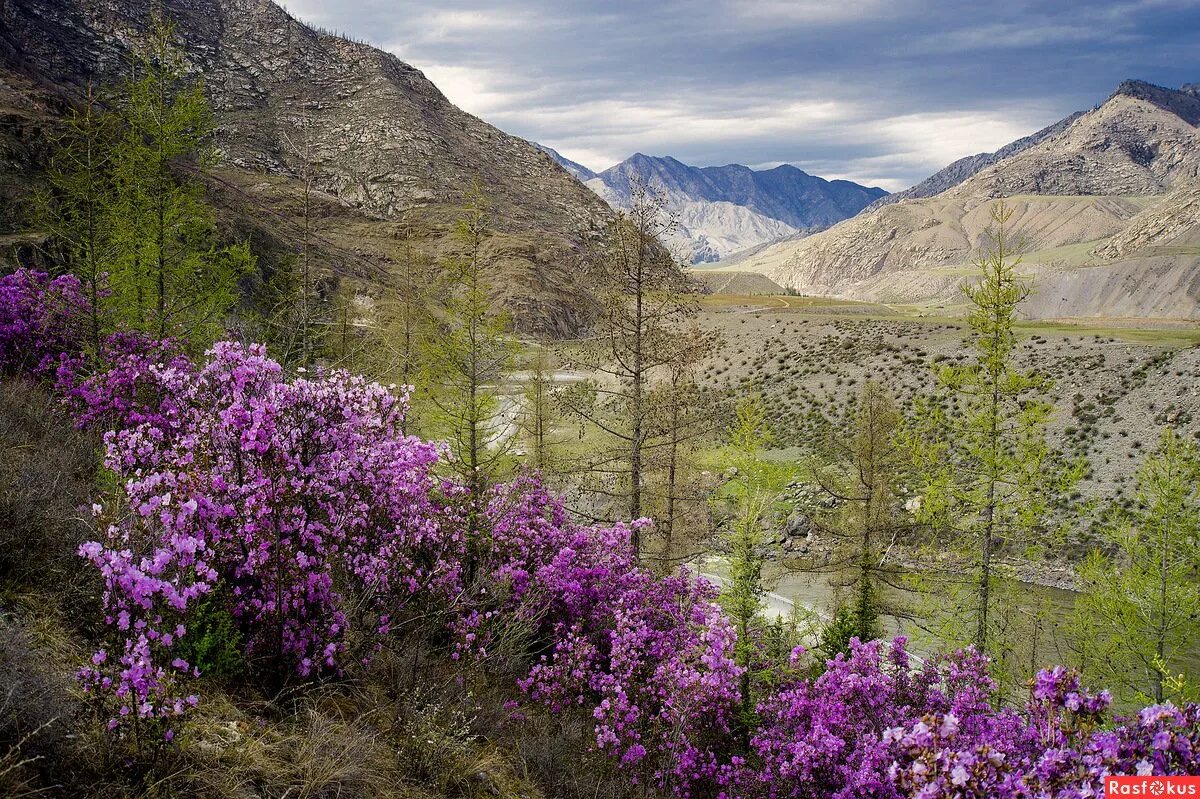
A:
692 293 1200 511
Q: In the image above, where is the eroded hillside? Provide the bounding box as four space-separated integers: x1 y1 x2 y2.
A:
736 81 1200 321
0 0 613 334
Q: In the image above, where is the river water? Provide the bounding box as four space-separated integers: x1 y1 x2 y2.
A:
696 555 1200 683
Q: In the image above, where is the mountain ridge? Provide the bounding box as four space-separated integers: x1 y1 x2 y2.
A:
593 153 887 230
0 0 614 335
862 111 1087 213
536 144 598 182
553 150 886 263
733 79 1200 320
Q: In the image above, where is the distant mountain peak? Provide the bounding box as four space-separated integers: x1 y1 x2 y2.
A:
1109 79 1200 125
584 152 886 264
733 75 1200 322
864 78 1200 216
863 108 1086 213
535 144 597 182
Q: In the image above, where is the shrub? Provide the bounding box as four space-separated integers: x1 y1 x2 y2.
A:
75 341 457 737
0 268 90 377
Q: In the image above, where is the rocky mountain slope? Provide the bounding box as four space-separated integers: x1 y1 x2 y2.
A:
736 80 1200 320
862 111 1085 213
0 0 613 335
543 151 887 264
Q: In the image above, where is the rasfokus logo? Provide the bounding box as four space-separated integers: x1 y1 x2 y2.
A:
1107 777 1200 796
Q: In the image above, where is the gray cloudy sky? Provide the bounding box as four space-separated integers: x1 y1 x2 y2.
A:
283 0 1200 191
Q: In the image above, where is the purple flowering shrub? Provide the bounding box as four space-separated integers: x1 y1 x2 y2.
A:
456 484 743 794
75 521 208 739
882 667 1200 799
0 268 90 376
746 639 969 798
520 554 742 794
456 483 1199 799
57 330 192 432
73 341 459 735
4 278 1198 791
1114 704 1200 776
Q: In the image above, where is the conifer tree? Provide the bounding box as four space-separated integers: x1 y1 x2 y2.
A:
648 324 719 565
517 347 560 473
339 229 443 432
426 182 517 551
37 83 118 353
108 15 251 344
383 230 442 435
907 202 1081 684
558 180 699 555
276 112 325 365
811 381 908 648
723 390 774 736
1073 428 1200 703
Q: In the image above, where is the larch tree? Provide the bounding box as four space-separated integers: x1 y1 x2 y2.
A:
907 202 1081 690
516 346 560 474
810 381 910 650
340 228 444 434
558 180 698 556
109 15 252 345
426 182 517 555
1073 427 1200 703
647 323 720 567
722 390 775 740
36 82 119 354
274 111 326 366
383 230 442 435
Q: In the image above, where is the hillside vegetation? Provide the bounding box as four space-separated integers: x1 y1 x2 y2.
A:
0 5 1198 799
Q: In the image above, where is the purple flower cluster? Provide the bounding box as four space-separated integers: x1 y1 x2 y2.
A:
57 330 192 431
461 486 743 794
75 522 207 737
3 275 1197 790
0 268 90 376
881 667 1199 799
70 341 456 734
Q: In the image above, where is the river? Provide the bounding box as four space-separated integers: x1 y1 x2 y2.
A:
696 555 1200 688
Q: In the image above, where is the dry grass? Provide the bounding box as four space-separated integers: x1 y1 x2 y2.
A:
169 694 408 799
0 379 99 607
0 609 88 797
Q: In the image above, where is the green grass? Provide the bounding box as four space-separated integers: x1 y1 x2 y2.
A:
698 291 1200 346
695 445 807 497
1012 320 1200 347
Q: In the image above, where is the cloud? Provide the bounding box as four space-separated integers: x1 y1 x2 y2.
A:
722 0 906 26
403 62 543 116
279 0 1200 189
